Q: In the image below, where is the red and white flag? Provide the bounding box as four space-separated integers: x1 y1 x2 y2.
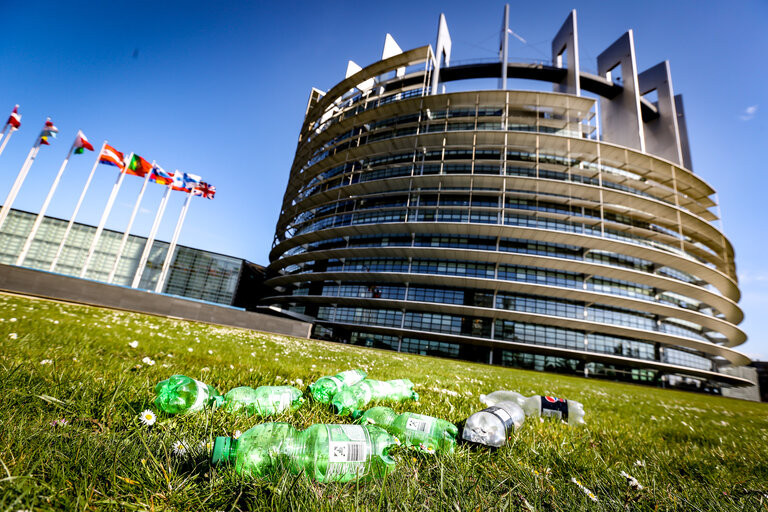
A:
99 144 125 169
6 105 21 129
74 131 94 154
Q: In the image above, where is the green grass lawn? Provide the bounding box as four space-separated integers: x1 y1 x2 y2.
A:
1 292 767 511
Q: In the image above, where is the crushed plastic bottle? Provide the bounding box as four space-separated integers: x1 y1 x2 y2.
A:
211 422 399 482
308 369 367 403
461 401 525 447
481 390 585 425
359 406 458 454
221 386 304 416
154 374 222 414
331 379 419 417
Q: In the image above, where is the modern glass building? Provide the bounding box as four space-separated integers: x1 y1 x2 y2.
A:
265 10 751 388
0 207 244 305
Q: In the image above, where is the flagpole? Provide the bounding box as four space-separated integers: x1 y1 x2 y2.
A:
154 190 193 293
79 152 133 278
0 124 14 159
131 180 173 288
107 163 153 283
15 139 77 266
50 141 107 272
0 119 48 233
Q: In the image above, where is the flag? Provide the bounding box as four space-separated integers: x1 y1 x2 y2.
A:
149 164 173 185
99 144 125 169
125 154 152 177
172 170 201 192
74 131 94 154
193 181 216 199
38 119 58 145
6 105 21 129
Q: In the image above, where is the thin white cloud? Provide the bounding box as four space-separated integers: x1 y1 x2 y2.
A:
739 104 758 121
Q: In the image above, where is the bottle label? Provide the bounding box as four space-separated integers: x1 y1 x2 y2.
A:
405 414 434 433
540 396 569 422
326 376 342 390
275 392 293 411
337 370 362 385
485 406 516 436
187 379 210 413
326 425 370 479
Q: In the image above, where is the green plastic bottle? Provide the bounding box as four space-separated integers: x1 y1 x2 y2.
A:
211 423 399 482
308 369 367 403
331 379 419 417
221 386 303 416
154 375 222 414
359 406 458 454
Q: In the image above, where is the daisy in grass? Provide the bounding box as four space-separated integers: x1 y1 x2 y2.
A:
620 470 644 490
142 357 155 366
172 440 189 456
128 341 138 348
140 410 157 426
571 477 598 502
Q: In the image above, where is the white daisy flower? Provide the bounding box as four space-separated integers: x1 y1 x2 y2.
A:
40 359 53 365
187 348 193 352
8 333 17 339
620 470 643 490
128 341 139 348
634 460 646 467
208 350 213 355
234 430 242 439
140 409 156 426
141 357 155 366
172 440 188 456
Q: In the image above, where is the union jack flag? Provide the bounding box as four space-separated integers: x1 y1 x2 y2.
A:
193 181 215 199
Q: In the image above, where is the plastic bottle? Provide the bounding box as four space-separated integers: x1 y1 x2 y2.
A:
154 374 222 414
308 369 367 403
331 379 419 417
211 422 399 482
221 386 304 416
481 390 585 425
461 401 525 447
359 406 458 454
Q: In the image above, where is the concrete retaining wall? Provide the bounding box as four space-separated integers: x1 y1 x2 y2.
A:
0 263 312 339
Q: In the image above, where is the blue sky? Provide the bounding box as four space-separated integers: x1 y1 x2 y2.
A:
1 1 766 359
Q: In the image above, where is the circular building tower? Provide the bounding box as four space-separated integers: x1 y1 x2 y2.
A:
266 11 750 389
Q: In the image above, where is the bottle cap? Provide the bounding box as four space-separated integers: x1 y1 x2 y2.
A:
211 436 234 466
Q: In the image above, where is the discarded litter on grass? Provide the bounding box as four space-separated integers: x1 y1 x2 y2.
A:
211 422 398 482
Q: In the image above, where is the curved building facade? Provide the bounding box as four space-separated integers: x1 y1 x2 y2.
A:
266 11 750 388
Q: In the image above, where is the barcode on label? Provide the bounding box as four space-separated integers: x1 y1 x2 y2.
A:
329 441 367 462
405 415 433 433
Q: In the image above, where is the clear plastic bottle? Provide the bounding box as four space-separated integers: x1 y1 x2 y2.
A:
211 423 399 482
154 375 222 414
221 386 304 416
461 401 525 447
481 390 585 425
331 379 419 417
359 406 458 454
308 369 367 403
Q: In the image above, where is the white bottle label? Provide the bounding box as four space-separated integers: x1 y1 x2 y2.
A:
337 370 362 385
329 441 367 462
187 379 210 413
326 425 370 479
405 415 434 433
